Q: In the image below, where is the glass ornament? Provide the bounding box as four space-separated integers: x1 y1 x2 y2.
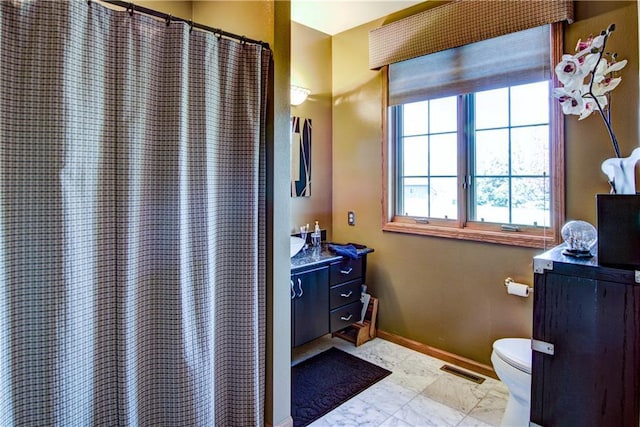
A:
561 220 597 258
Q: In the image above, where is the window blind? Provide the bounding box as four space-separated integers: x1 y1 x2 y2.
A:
369 0 573 70
388 25 551 106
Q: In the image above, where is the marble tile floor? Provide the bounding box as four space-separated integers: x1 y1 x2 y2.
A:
292 335 509 427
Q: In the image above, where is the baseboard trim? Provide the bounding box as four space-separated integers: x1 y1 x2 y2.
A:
377 329 498 380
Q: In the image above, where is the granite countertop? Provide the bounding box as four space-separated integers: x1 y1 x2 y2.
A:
291 243 374 271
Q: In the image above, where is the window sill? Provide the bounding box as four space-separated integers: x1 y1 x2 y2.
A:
382 220 559 249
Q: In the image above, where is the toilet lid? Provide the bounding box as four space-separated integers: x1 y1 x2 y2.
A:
493 338 531 374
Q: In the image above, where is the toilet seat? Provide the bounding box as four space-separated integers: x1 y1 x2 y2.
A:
493 338 531 374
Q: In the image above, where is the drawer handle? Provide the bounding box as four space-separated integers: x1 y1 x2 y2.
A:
340 291 353 298
340 314 353 321
290 280 295 300
340 267 353 275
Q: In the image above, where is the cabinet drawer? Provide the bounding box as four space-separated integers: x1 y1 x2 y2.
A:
329 257 363 285
330 301 361 333
330 279 361 310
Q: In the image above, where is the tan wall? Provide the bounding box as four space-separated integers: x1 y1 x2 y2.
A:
290 22 333 238
135 1 193 18
330 1 638 366
193 0 275 44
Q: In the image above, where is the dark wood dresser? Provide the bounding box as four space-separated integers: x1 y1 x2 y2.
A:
531 245 640 426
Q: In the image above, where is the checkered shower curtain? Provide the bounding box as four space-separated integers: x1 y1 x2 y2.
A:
0 1 269 425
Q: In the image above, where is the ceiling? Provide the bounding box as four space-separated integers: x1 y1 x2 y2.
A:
291 0 423 36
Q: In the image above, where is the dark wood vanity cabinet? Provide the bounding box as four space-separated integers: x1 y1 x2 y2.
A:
291 266 329 348
291 248 371 348
531 246 640 427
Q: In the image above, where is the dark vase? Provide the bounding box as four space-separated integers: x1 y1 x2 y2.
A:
596 194 640 269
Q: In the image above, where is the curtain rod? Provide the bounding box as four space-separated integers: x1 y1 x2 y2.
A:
97 0 271 50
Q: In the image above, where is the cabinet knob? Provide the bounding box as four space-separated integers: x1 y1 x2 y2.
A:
340 314 353 321
340 291 353 298
340 267 353 275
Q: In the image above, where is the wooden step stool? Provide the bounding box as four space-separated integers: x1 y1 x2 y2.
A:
333 296 378 347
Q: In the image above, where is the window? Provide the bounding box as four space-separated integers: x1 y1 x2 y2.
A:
383 25 564 248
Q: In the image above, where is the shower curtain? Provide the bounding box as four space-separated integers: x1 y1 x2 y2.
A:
0 1 269 425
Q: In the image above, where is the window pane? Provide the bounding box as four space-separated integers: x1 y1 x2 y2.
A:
403 101 428 136
430 178 458 220
511 81 549 126
475 87 508 129
511 126 549 175
402 136 428 176
401 177 428 217
430 133 457 176
511 177 550 226
475 129 509 175
429 96 457 133
473 177 509 223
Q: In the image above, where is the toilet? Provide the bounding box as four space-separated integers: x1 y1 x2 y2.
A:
491 338 532 427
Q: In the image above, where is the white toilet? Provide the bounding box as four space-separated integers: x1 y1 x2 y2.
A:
491 338 532 427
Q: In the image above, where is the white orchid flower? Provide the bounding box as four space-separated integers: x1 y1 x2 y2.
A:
589 34 605 51
575 34 605 57
593 76 622 95
554 24 624 160
581 53 600 74
605 59 627 74
579 93 606 120
555 55 589 90
579 95 608 120
578 101 595 120
553 87 585 116
579 82 608 120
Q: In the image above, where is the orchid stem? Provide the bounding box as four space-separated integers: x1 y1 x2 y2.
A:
586 29 622 158
591 95 621 157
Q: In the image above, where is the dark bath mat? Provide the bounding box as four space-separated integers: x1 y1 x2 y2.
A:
291 346 392 427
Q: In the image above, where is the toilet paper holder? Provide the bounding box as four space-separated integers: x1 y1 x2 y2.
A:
504 277 533 293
